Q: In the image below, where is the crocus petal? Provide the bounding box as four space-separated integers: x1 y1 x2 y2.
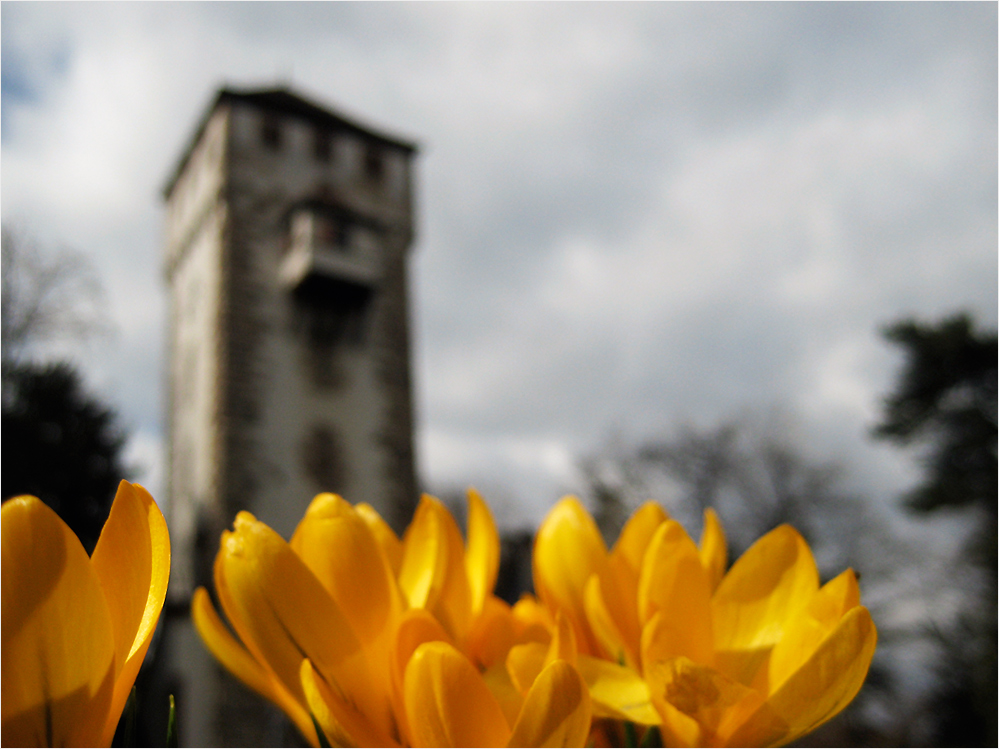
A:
404 641 510 748
215 512 390 734
611 501 668 575
698 508 727 593
711 525 819 685
399 496 475 640
431 497 475 640
508 612 577 696
290 494 401 651
466 595 518 669
585 559 641 669
638 521 714 665
399 496 451 611
547 610 578 664
764 569 861 695
300 659 353 748
393 609 453 686
301 658 400 748
355 502 403 576
533 497 608 654
506 641 548 696
574 655 660 726
763 605 877 744
390 607 454 746
482 660 524 730
507 660 591 748
91 481 171 745
511 593 556 641
584 572 628 666
465 488 500 617
2 497 116 747
805 568 861 627
191 587 317 746
647 657 785 748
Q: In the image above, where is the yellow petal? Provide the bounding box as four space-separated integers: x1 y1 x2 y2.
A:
390 607 454 746
191 587 317 746
546 610 578 665
585 561 641 669
290 493 401 648
430 497 474 640
807 568 861 627
764 569 861 694
647 657 785 747
398 496 475 639
584 573 626 665
301 658 400 748
399 495 450 610
482 660 524 730
300 659 353 748
393 609 453 685
404 641 510 748
533 497 608 654
90 481 171 745
698 508 727 593
508 611 578 696
1 496 116 747
611 501 668 575
355 502 404 576
507 660 591 748
763 605 877 744
638 521 714 665
465 488 500 616
506 641 548 696
724 698 789 747
711 525 819 685
466 595 518 669
511 593 555 641
574 655 660 726
215 512 390 735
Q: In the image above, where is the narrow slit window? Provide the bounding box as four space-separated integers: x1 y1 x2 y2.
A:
314 130 332 162
364 145 383 182
261 117 282 150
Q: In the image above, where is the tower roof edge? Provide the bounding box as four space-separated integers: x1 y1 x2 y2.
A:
162 85 419 200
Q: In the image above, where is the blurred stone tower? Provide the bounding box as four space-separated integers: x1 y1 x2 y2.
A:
158 86 418 745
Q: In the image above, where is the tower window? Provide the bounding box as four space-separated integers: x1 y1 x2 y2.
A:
261 116 282 150
364 145 383 182
314 129 332 162
315 215 351 251
301 423 347 490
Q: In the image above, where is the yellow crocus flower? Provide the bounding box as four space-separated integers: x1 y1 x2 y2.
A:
194 492 591 747
2 481 170 747
533 497 877 747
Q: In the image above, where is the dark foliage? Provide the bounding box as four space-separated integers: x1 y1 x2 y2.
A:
873 312 997 516
874 311 998 747
2 361 129 554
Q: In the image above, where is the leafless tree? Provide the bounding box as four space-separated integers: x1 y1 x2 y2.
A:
1 225 108 374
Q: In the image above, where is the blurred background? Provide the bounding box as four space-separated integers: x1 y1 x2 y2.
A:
2 3 995 746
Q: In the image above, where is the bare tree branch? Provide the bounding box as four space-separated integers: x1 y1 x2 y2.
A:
1 226 109 372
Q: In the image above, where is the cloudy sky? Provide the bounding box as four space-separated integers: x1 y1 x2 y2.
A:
3 2 996 530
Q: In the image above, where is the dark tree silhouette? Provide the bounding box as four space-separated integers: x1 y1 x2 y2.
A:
2 362 129 554
873 313 997 519
1 227 126 554
873 312 997 748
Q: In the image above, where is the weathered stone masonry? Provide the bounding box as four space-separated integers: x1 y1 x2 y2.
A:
156 87 419 746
